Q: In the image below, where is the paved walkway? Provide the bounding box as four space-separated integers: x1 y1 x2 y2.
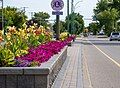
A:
52 38 83 88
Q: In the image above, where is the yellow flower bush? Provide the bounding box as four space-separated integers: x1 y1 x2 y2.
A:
0 25 52 66
60 32 68 40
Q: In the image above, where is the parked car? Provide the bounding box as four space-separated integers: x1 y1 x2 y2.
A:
109 32 120 41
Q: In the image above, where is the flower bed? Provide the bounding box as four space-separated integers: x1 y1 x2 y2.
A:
0 26 75 67
0 46 68 88
0 24 76 87
15 40 67 67
0 26 53 67
0 26 77 88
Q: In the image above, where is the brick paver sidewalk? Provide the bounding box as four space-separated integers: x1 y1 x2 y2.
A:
52 38 83 88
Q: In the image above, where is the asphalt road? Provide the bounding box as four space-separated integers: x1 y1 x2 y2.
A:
82 37 120 88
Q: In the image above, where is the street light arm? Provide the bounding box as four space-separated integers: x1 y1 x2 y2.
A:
74 0 83 8
73 6 81 12
73 0 83 12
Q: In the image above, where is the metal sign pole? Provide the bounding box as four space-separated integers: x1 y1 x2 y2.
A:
71 0 74 34
56 15 60 40
51 0 64 40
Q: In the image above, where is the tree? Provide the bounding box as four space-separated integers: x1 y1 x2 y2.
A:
108 0 120 10
30 12 50 28
53 21 66 34
52 13 84 35
95 0 109 14
117 21 120 31
88 22 99 35
66 13 84 34
0 6 27 29
108 0 120 19
94 0 120 36
96 8 119 36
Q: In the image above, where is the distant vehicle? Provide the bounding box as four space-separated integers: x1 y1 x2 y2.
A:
98 31 105 35
109 32 120 41
83 33 88 37
98 32 104 35
89 32 93 35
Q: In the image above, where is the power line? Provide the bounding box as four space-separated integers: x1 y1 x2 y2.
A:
21 7 28 13
28 12 35 18
84 18 93 20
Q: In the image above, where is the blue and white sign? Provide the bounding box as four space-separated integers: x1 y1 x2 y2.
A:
51 0 64 11
52 11 63 15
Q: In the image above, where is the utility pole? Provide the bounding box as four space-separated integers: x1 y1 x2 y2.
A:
71 0 74 34
71 0 82 34
0 0 4 34
21 7 28 13
71 0 74 13
67 0 69 34
29 12 35 19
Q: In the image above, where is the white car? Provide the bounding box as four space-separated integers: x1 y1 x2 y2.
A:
109 32 120 41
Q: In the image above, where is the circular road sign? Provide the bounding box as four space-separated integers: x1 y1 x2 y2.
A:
51 0 64 10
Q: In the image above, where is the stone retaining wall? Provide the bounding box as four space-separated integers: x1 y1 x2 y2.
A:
0 46 68 88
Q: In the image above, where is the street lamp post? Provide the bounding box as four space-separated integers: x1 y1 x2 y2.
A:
71 0 82 34
71 0 74 13
67 0 69 34
0 0 4 34
2 0 3 32
71 0 74 34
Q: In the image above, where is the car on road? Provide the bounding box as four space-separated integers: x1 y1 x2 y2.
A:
109 32 120 41
98 31 105 35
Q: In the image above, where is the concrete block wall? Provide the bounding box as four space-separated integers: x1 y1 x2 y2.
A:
0 46 67 88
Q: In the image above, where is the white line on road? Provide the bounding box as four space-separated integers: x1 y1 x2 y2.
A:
90 42 120 68
83 49 93 88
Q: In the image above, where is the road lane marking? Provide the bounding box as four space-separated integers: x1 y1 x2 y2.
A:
83 48 93 88
90 42 120 68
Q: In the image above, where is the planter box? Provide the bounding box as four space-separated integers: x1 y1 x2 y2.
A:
0 46 68 88
68 41 74 46
68 42 72 46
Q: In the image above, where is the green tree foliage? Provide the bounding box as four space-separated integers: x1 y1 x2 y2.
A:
95 0 109 14
108 0 120 10
94 0 120 36
66 13 84 34
0 6 27 29
97 8 119 22
88 22 99 35
53 21 66 34
117 21 120 31
97 8 119 36
108 0 120 19
30 12 50 28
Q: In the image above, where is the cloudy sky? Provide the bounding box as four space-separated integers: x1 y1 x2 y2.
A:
3 0 98 26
